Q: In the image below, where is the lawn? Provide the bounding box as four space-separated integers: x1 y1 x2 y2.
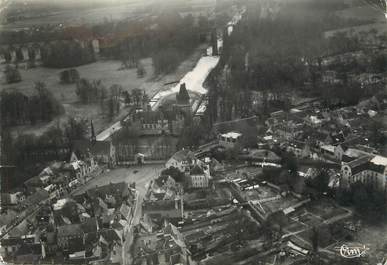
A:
1 43 207 136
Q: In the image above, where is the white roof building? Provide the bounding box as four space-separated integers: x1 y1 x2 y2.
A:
220 132 242 139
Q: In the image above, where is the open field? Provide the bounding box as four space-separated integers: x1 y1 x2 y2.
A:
324 0 387 39
1 44 207 136
1 58 154 100
0 0 216 31
337 0 386 22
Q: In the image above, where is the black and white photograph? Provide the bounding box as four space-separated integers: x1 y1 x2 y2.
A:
1 0 387 264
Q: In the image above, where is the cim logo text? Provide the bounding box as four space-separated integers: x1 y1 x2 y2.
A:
336 244 369 258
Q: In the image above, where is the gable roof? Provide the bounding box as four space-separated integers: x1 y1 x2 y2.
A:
100 229 122 245
135 110 166 123
57 224 83 237
171 149 195 163
80 218 99 234
22 189 49 207
346 155 373 175
330 132 346 145
118 203 131 220
190 165 204 175
86 182 131 205
15 243 41 257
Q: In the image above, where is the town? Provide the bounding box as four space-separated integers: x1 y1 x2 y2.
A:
1 0 387 265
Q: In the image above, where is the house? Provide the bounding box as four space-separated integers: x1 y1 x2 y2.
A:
320 145 336 161
72 139 116 167
166 149 196 173
99 229 123 263
132 110 170 135
6 191 26 205
57 218 99 254
186 165 210 189
123 107 186 136
85 182 134 207
65 157 98 184
116 203 132 221
286 142 310 159
20 189 50 209
13 243 42 264
341 154 387 192
272 124 299 141
328 131 346 146
341 148 369 162
148 175 180 201
322 70 340 84
57 224 84 251
133 222 191 265
143 200 184 226
219 131 242 149
1 237 24 258
333 144 348 161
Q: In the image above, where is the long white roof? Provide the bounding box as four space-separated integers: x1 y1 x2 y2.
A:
221 132 242 139
371 155 387 166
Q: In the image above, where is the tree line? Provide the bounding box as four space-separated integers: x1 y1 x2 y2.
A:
41 40 95 68
1 82 64 126
206 0 384 124
1 117 89 189
97 13 212 74
75 78 122 120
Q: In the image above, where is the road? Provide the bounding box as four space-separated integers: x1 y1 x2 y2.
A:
96 120 122 141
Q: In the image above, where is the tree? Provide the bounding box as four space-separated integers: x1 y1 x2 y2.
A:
370 120 386 147
351 182 369 212
28 47 36 62
64 117 88 143
137 62 146 78
4 65 21 83
123 91 132 105
152 48 182 75
1 129 15 165
41 40 95 68
370 53 387 73
60 69 80 84
307 168 331 194
33 81 64 121
142 92 149 108
107 96 115 121
15 48 24 62
131 88 143 107
3 50 12 63
281 152 298 177
161 166 185 183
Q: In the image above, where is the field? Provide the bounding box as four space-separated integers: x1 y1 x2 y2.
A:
324 0 387 39
337 0 385 23
1 44 207 136
0 0 216 31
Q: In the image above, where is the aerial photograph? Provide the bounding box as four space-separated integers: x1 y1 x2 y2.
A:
0 0 387 264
